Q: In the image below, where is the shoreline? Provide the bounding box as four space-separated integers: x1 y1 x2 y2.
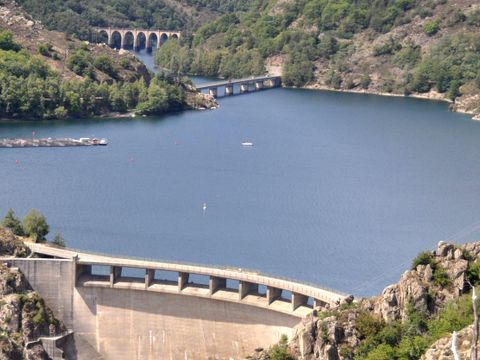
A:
302 83 480 120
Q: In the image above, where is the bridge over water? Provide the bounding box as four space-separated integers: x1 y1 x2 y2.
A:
93 27 180 50
196 75 282 97
4 243 351 359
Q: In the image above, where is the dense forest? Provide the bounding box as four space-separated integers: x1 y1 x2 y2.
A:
154 0 480 112
16 0 258 39
0 30 189 119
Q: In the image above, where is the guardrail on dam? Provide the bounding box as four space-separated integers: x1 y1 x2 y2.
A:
3 243 352 359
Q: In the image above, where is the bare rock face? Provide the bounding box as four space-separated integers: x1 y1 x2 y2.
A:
289 314 359 360
0 237 64 359
0 227 29 258
286 240 480 359
421 325 473 360
369 241 471 323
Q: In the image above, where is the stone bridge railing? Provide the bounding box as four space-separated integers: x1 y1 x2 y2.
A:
25 243 351 318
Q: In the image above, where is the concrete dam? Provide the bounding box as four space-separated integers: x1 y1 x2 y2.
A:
4 243 351 359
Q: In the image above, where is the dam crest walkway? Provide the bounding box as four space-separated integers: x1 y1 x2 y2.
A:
22 242 352 318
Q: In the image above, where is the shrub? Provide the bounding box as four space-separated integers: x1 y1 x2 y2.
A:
427 294 473 341
331 73 343 89
52 233 66 248
94 55 117 78
466 259 480 285
269 335 294 360
2 209 24 236
372 37 402 56
119 58 130 69
23 209 49 242
0 30 20 51
356 312 385 339
432 265 451 287
423 20 440 36
66 49 92 76
364 343 395 360
360 74 371 89
411 251 435 270
38 43 51 57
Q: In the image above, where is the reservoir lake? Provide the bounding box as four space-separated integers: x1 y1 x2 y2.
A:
1 50 480 296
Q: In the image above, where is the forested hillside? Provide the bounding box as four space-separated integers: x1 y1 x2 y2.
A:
16 0 258 39
0 0 215 120
154 0 480 118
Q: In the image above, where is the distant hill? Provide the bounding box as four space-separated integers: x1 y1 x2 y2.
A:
155 0 480 119
15 0 259 38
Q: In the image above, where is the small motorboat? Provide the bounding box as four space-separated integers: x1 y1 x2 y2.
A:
241 141 254 147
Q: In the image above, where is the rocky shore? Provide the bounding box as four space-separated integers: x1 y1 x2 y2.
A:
252 241 480 359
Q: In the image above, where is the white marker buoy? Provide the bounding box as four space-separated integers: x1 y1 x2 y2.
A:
202 203 207 212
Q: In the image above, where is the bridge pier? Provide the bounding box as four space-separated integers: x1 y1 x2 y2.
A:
240 83 249 94
208 88 218 97
267 286 282 305
255 81 264 90
178 272 189 291
110 266 122 287
292 292 308 311
145 269 154 289
225 85 234 96
239 281 259 300
209 276 226 295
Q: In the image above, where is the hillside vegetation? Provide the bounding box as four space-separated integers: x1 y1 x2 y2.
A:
154 0 480 118
0 0 215 120
16 0 259 39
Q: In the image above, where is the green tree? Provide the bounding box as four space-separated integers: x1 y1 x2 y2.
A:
2 209 24 236
23 209 49 242
93 55 117 78
52 232 66 247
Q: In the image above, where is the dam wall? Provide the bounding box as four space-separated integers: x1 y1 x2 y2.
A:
5 244 352 359
74 286 299 359
6 257 300 359
8 258 76 329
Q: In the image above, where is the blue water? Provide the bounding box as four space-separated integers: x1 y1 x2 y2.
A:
1 52 480 296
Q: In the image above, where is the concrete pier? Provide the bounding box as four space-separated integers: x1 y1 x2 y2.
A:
225 84 234 96
208 87 218 97
240 84 249 93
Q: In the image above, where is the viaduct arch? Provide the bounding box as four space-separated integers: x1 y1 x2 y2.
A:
4 243 352 359
94 27 180 50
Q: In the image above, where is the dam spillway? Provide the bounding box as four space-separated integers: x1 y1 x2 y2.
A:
3 242 352 359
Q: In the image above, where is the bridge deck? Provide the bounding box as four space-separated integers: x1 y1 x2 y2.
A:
24 242 350 307
196 75 281 90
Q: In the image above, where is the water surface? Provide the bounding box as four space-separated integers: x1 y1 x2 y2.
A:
1 52 479 296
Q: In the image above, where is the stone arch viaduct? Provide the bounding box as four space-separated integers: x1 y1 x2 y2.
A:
4 243 352 359
93 27 180 50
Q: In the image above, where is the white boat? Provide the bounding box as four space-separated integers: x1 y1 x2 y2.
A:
241 142 254 146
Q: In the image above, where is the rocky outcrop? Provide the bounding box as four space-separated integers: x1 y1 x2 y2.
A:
282 241 480 360
0 227 29 258
0 228 65 360
366 241 471 323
